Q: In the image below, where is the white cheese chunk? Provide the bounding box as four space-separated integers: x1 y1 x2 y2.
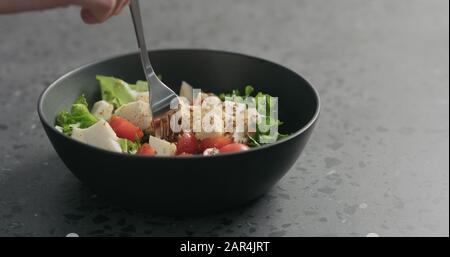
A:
193 96 225 140
55 125 63 133
179 81 194 103
194 113 224 140
232 132 248 144
114 100 153 131
203 148 219 156
70 120 122 152
136 92 149 103
91 100 114 120
71 127 86 142
195 131 224 141
149 136 177 156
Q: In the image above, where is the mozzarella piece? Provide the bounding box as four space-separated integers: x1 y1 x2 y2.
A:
194 112 225 140
136 92 149 103
203 148 219 156
193 96 225 140
91 100 114 120
195 130 223 140
179 81 194 103
148 136 177 156
55 125 63 133
232 132 248 144
193 92 210 106
114 100 153 131
70 120 122 152
71 127 86 142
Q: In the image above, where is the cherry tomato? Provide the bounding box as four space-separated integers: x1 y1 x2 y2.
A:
176 132 198 155
199 136 233 152
219 143 250 153
137 143 156 156
109 115 144 141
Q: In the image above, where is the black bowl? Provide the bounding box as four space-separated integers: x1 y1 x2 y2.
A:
38 49 320 215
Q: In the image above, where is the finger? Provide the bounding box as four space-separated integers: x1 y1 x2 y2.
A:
0 0 70 13
74 0 116 23
80 8 97 24
113 0 130 15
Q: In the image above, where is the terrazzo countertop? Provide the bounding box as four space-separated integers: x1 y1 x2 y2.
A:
0 0 448 237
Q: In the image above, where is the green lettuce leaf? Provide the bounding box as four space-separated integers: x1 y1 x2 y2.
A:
96 75 141 108
118 138 140 154
55 95 98 135
254 92 288 145
73 94 88 106
244 85 254 97
70 100 98 128
129 80 149 92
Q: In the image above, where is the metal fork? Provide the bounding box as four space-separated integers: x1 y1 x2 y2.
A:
129 0 178 117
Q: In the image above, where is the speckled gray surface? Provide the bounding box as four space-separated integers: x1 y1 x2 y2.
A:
0 0 448 237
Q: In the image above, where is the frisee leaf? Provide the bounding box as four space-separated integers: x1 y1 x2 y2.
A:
244 85 254 97
118 138 141 154
55 95 98 135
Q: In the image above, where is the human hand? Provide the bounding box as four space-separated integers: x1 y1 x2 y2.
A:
0 0 130 24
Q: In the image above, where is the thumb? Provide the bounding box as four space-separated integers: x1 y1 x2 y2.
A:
72 0 117 24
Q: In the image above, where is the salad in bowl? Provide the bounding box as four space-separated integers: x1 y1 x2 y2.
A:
38 49 320 213
55 75 286 157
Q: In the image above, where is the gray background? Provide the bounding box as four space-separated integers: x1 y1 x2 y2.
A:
0 0 448 237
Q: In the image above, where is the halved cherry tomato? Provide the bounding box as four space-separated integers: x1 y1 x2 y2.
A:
137 143 156 156
219 143 250 153
176 132 198 155
199 136 233 152
109 115 143 141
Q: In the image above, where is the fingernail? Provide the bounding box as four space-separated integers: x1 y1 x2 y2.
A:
81 8 98 24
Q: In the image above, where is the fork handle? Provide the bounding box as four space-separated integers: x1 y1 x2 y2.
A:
129 0 156 81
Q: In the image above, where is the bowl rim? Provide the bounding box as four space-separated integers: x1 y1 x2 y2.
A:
38 48 321 159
